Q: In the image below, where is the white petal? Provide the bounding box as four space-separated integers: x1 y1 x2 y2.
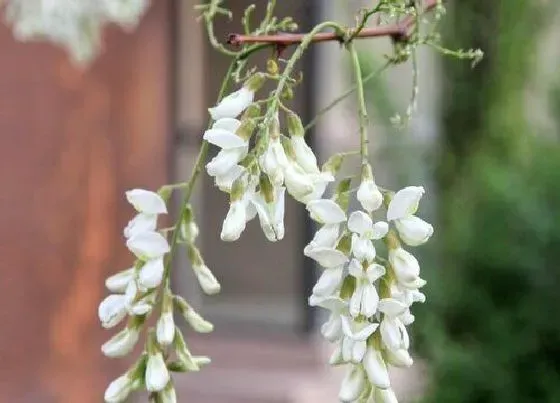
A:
206 146 247 177
386 348 413 368
339 365 366 403
145 352 170 392
342 336 354 362
284 163 314 198
212 117 241 132
101 328 139 358
123 213 157 239
329 344 344 365
298 172 335 204
105 268 135 293
306 199 347 224
363 347 391 389
378 298 408 317
348 211 373 235
185 309 214 333
138 257 165 289
361 283 380 318
312 267 343 296
214 164 246 192
203 128 247 149
374 388 399 403
272 186 286 240
156 312 175 346
308 295 347 312
126 231 170 260
351 340 367 363
388 248 420 286
261 140 289 186
159 383 177 403
353 322 379 341
305 223 340 252
305 247 349 268
220 200 247 242
395 215 434 246
98 294 127 329
126 189 167 214
380 317 403 351
357 178 383 213
321 314 343 342
348 258 364 278
349 284 365 318
130 299 153 316
104 374 132 403
387 186 425 221
291 136 319 174
372 221 389 239
366 263 386 282
351 234 376 262
208 87 254 120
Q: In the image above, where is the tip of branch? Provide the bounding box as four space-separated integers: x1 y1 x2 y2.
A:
227 33 241 46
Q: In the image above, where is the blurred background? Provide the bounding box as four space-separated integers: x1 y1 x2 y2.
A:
1 0 560 402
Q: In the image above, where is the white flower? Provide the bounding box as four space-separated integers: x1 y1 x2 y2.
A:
156 312 175 346
357 178 383 213
145 352 170 392
388 247 422 289
306 199 347 224
138 257 165 289
220 199 248 241
126 189 167 215
207 147 248 177
290 135 320 174
363 346 391 389
304 223 340 254
309 296 348 342
204 118 248 178
348 211 388 262
298 172 335 204
124 213 158 239
105 268 135 293
126 231 170 260
387 186 424 221
339 365 367 402
129 297 154 316
395 216 434 246
283 162 314 199
104 373 132 403
251 186 286 242
348 259 385 318
305 247 349 269
193 263 221 295
208 87 254 120
98 294 128 329
260 137 289 186
341 316 379 363
101 327 140 358
378 298 410 352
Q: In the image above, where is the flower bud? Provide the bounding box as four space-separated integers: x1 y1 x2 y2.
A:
386 348 413 368
158 382 177 403
363 347 390 389
145 351 170 392
138 257 165 289
175 297 214 333
104 374 132 403
102 326 140 358
244 72 266 92
173 327 200 372
220 199 247 242
283 162 314 199
388 247 420 287
373 387 399 403
286 111 304 138
290 136 319 174
357 165 383 213
395 216 434 246
156 293 175 346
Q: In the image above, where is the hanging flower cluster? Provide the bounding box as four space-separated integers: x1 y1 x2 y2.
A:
307 183 433 402
100 190 217 403
2 0 150 63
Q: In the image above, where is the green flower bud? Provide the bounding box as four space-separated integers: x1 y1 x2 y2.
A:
244 72 266 92
286 111 304 138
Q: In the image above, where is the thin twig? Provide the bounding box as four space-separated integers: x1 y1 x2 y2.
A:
228 0 438 47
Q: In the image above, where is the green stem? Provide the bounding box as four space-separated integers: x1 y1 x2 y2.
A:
349 42 369 166
161 59 237 283
262 21 345 128
304 60 390 132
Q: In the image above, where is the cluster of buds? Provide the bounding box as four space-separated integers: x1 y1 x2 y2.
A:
205 74 336 244
99 189 216 403
307 176 433 402
3 0 150 63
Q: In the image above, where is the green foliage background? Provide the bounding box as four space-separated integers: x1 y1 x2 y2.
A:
417 1 560 402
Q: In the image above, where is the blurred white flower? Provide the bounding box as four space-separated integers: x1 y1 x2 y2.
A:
98 294 127 329
363 346 391 389
104 373 132 403
145 352 170 392
101 327 140 358
105 268 135 293
126 231 170 260
339 365 366 402
208 88 254 120
138 257 165 289
156 312 175 346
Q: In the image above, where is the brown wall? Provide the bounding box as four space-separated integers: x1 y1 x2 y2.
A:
0 2 171 402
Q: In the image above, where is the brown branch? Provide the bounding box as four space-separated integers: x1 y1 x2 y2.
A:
228 0 439 47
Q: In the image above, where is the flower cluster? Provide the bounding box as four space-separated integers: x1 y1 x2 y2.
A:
99 189 217 403
307 182 433 402
3 0 150 63
205 77 336 244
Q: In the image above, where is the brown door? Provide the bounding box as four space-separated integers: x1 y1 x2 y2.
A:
0 3 171 402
